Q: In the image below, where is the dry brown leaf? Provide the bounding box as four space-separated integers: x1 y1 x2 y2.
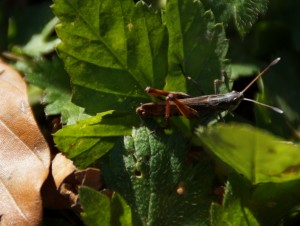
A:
52 153 76 189
0 61 50 226
44 153 102 212
41 153 76 210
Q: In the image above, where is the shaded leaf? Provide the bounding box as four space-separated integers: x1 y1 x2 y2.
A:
79 187 132 226
102 125 214 225
0 61 50 226
197 123 300 184
232 0 268 37
54 110 140 168
211 176 259 226
250 179 300 225
202 0 269 36
164 0 229 95
74 168 102 190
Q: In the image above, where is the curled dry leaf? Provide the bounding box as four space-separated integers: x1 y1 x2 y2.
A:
0 61 50 226
47 153 102 211
52 153 77 189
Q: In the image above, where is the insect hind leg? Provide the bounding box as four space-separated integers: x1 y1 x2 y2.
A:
145 87 191 99
166 94 199 119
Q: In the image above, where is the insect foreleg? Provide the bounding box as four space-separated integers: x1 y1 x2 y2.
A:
214 79 224 94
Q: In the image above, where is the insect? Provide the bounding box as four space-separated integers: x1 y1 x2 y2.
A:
136 58 283 123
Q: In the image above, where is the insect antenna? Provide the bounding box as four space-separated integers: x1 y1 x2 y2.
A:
240 57 281 94
243 98 283 114
240 57 283 114
178 64 206 95
186 76 205 95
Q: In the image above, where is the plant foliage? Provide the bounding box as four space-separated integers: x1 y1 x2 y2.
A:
2 0 300 225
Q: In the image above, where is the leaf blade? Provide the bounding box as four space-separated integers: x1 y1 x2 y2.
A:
197 123 300 184
52 0 168 114
164 0 229 94
54 111 140 168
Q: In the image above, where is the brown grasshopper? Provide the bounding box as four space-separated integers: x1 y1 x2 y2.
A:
136 58 283 123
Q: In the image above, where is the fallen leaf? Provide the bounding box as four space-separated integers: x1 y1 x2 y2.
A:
0 61 50 226
52 153 76 189
44 153 102 212
74 168 102 190
59 167 102 210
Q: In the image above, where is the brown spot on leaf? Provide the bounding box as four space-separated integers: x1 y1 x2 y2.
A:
282 164 300 174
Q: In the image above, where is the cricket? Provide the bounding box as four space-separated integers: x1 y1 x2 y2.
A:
136 58 283 123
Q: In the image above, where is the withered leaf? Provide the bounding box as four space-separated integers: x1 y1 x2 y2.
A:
52 153 76 189
45 153 102 211
0 61 50 226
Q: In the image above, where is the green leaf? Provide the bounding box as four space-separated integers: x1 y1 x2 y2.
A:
16 56 89 125
232 0 268 37
102 125 215 225
197 123 300 184
52 0 168 115
79 187 132 226
201 0 269 36
211 178 259 226
79 187 110 226
10 12 88 125
250 180 300 225
111 193 132 226
230 63 259 80
54 110 140 168
53 0 229 118
211 203 258 226
164 0 229 95
18 17 60 57
211 171 300 225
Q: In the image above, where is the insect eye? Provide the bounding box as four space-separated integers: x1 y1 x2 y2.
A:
136 107 145 115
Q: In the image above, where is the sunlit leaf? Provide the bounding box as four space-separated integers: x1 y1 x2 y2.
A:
54 110 140 168
79 187 132 226
197 123 300 184
52 0 168 115
230 63 259 80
